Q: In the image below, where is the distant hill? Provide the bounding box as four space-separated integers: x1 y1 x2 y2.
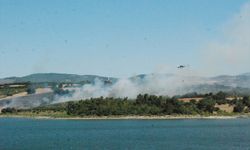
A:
182 84 250 96
128 73 250 95
0 73 117 84
211 73 250 88
1 72 250 95
2 72 250 109
129 73 250 88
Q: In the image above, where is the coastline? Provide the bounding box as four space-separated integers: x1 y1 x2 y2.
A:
0 114 248 120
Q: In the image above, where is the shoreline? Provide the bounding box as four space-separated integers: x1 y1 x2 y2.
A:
0 114 248 120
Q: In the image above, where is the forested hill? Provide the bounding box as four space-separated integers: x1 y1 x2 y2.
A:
0 73 118 84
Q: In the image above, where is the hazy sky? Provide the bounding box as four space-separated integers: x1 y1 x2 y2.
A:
0 0 249 78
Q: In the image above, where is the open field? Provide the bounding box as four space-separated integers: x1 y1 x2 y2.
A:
178 97 203 102
215 104 234 113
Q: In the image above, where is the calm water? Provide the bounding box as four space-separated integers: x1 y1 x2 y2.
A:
1 118 250 150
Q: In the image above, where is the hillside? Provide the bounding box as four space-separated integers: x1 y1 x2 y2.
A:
211 73 250 88
0 73 118 84
1 72 250 96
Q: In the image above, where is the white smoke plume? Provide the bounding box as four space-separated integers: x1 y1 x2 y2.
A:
201 2 250 75
54 73 210 103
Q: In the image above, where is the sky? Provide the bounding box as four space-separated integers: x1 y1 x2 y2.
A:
0 0 250 78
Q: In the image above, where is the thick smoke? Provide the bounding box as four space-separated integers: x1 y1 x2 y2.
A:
54 73 211 103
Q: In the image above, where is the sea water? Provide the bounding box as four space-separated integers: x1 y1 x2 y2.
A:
0 118 250 150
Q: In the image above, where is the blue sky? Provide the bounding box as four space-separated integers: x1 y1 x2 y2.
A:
0 0 249 78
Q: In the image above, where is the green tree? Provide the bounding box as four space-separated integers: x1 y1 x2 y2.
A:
197 98 216 113
242 96 250 107
27 86 36 94
233 101 245 113
66 102 79 115
213 91 227 104
1 107 17 113
163 100 175 115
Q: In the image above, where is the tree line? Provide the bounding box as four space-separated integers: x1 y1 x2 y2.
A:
65 92 250 116
1 92 250 115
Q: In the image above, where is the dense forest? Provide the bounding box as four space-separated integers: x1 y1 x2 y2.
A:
2 92 250 116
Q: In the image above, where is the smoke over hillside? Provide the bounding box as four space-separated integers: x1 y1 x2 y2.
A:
54 73 211 103
1 72 250 109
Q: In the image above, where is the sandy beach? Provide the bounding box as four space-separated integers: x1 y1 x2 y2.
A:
0 114 247 120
